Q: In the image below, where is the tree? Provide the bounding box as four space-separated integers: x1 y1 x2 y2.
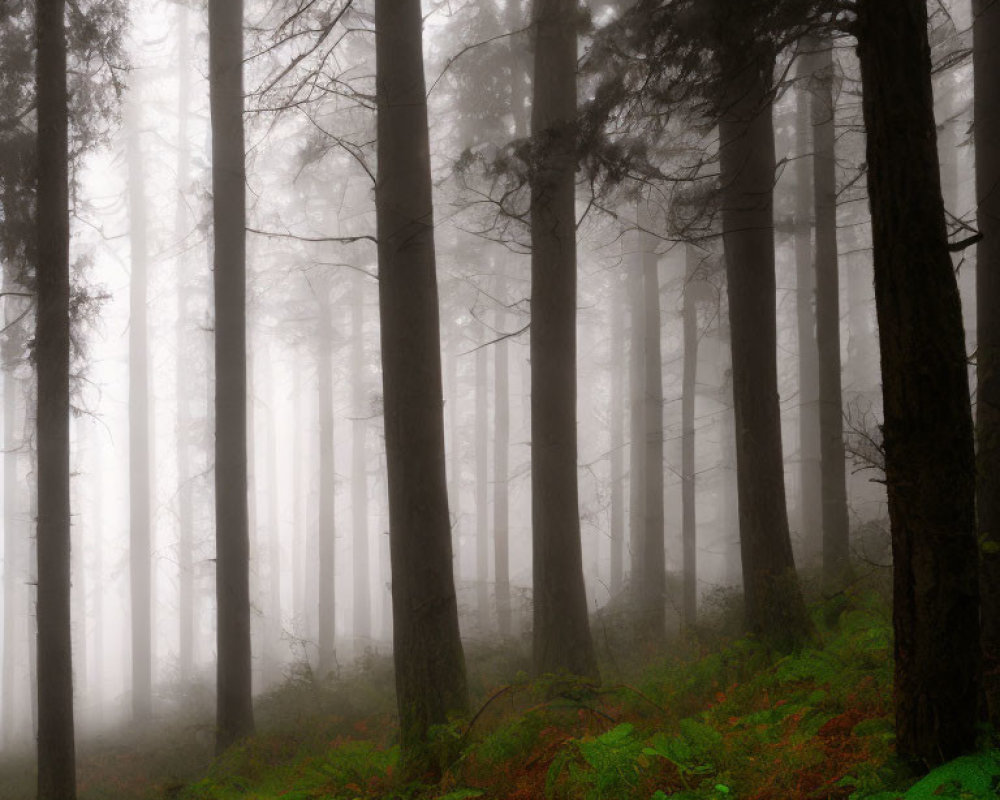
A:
681 245 704 627
316 273 336 676
351 270 371 645
855 0 980 766
374 0 468 773
718 37 810 649
35 0 76 795
608 268 626 595
975 0 1000 725
475 335 490 632
804 37 851 590
530 0 598 679
493 265 512 637
209 0 255 753
125 71 152 724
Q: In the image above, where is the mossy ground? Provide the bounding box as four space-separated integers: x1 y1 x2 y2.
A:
2 577 997 799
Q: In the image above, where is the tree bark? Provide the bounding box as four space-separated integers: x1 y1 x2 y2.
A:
609 267 625 596
209 0 254 753
975 0 1000 726
493 266 512 637
530 0 598 679
806 38 851 590
856 0 980 766
628 242 645 586
375 0 468 773
35 0 76 793
126 73 152 725
718 52 810 649
475 336 489 633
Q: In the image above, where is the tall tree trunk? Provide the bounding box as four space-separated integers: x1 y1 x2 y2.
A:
317 281 336 676
209 0 254 753
718 52 810 649
351 272 371 646
262 344 281 681
628 245 645 585
609 266 625 596
530 0 598 679
856 0 980 766
292 350 305 635
35 0 76 793
374 0 468 773
975 0 1000 726
681 245 700 627
126 74 152 725
174 0 194 681
447 326 463 580
793 63 822 562
475 338 489 633
806 38 851 590
494 267 512 637
639 208 665 640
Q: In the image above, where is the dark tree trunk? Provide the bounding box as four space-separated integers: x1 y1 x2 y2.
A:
174 0 194 682
806 38 851 590
35 0 76 794
375 0 468 773
351 271 371 645
793 64 822 562
126 76 152 726
494 267 512 637
975 0 1000 726
639 211 665 640
856 0 980 766
209 0 254 753
530 0 598 679
681 245 700 627
718 53 810 649
317 280 336 675
475 339 489 633
609 267 625 595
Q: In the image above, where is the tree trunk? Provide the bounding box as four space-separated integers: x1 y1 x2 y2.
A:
475 337 489 633
856 0 980 765
292 350 305 635
262 344 281 681
374 0 468 773
317 280 336 676
793 64 822 563
628 242 645 585
975 0 1000 726
806 38 852 590
609 266 625 596
351 271 371 646
530 0 598 680
174 0 194 682
681 245 700 627
718 52 810 649
639 208 665 640
126 73 152 725
35 0 76 793
209 0 254 753
494 266 512 637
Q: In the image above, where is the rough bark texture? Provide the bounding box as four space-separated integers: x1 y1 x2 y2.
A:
856 0 980 766
493 267 512 637
375 0 469 773
126 76 152 725
793 66 822 563
718 52 810 650
317 282 336 675
351 272 371 645
976 0 1000 725
681 245 699 627
35 0 76 795
639 211 665 640
805 38 852 591
209 0 255 753
530 0 598 679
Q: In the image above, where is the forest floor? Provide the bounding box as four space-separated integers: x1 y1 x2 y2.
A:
2 577 1000 799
